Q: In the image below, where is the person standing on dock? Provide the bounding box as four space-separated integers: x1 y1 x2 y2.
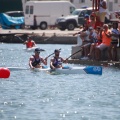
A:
50 49 67 69
24 36 36 48
98 0 107 26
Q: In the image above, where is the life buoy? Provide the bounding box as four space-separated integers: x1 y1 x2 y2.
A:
0 67 10 79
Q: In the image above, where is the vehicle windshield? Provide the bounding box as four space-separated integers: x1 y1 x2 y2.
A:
71 10 81 15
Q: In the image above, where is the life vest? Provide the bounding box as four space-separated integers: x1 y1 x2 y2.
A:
32 55 41 67
26 41 33 48
52 57 62 67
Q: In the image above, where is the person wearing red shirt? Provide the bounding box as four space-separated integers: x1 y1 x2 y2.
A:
24 36 36 48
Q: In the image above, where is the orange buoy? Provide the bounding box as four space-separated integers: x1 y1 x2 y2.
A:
0 67 10 79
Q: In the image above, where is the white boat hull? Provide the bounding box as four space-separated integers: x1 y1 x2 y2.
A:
23 46 38 52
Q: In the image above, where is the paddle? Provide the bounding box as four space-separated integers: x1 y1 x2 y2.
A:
66 48 82 60
14 35 25 42
66 37 83 60
44 35 55 41
45 48 61 59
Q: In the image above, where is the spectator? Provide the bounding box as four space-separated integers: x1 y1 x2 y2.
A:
108 22 120 61
95 24 111 60
98 0 107 26
88 14 96 29
88 26 102 59
73 14 89 37
80 27 93 60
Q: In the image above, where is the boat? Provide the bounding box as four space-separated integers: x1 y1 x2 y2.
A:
7 66 102 75
23 46 38 52
50 66 102 75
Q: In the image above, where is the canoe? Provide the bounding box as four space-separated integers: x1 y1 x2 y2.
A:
50 66 102 75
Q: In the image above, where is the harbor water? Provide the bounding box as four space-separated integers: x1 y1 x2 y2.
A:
0 43 120 120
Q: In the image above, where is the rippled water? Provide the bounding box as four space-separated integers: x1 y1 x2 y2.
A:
0 43 120 120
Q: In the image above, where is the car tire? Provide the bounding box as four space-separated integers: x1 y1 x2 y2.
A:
40 22 47 30
67 22 75 30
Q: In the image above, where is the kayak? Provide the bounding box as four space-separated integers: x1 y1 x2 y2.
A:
7 66 102 75
23 46 38 52
50 66 102 75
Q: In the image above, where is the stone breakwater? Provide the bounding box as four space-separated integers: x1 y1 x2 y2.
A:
0 33 77 44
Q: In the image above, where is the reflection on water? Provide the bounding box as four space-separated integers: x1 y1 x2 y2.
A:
0 44 120 120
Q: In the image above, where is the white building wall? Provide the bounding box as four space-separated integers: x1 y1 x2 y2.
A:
72 0 120 12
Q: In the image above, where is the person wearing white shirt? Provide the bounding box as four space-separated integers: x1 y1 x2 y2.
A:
98 0 107 26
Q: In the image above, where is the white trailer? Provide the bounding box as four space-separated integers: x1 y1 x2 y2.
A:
24 1 75 30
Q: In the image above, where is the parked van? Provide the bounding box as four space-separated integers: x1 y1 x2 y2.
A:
24 1 75 30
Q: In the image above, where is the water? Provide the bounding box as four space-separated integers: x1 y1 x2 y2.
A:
0 43 120 120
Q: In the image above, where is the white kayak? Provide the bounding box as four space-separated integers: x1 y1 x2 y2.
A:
23 46 38 52
7 66 102 75
50 66 102 75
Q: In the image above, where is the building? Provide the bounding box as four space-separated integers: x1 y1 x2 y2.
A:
22 0 120 12
70 0 120 12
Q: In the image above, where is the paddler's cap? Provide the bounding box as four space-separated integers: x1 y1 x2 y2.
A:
35 48 45 52
35 48 41 52
54 49 60 53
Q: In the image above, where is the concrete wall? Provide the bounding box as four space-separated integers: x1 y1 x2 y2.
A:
71 45 120 60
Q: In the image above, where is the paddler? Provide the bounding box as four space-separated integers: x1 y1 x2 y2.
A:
24 36 36 48
50 49 67 70
29 48 47 69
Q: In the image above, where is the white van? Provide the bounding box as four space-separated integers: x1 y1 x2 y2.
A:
24 1 75 30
